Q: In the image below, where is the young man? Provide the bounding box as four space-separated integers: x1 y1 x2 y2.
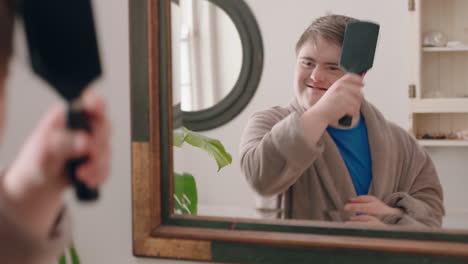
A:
240 15 444 227
0 1 110 263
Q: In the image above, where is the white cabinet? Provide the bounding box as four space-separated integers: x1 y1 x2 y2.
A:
409 0 468 146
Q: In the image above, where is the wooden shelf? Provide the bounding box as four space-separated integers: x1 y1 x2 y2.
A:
412 1 468 148
410 98 468 113
418 140 468 147
423 46 468 52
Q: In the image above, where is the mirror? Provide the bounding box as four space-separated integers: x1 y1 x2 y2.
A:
171 0 242 112
131 0 468 262
173 0 468 231
171 0 263 131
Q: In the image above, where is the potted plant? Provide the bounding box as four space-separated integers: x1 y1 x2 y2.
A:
173 127 232 214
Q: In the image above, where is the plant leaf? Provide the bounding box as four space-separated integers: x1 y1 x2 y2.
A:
173 129 185 147
181 127 232 171
174 172 197 214
58 254 66 264
70 246 80 264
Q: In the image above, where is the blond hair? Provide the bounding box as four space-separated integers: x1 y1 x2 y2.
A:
295 14 358 53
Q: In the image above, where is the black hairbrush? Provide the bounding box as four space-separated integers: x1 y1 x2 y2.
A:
16 0 102 201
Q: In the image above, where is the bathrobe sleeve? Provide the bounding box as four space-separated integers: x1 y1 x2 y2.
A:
382 126 445 228
240 107 325 196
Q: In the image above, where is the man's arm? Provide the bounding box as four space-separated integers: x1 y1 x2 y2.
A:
240 108 324 196
345 128 444 228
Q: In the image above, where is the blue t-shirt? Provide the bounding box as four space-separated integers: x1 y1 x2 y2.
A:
326 115 373 196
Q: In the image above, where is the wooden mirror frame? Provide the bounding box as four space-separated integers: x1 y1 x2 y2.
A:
130 0 468 262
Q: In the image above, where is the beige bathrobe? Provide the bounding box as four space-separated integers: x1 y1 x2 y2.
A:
0 176 71 264
240 99 444 227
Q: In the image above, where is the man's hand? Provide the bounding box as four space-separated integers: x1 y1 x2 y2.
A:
344 195 404 225
300 73 365 145
345 195 404 215
347 214 386 227
3 90 110 238
312 73 364 126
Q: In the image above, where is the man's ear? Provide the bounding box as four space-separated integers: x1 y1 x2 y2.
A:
362 72 367 78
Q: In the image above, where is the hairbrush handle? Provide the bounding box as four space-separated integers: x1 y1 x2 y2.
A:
66 102 99 201
338 115 353 126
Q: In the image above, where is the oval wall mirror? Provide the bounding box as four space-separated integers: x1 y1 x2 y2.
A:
171 0 263 131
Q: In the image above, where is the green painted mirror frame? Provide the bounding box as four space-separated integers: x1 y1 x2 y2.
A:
130 0 468 262
171 0 263 131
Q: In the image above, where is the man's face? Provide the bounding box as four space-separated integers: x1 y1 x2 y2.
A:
294 37 345 109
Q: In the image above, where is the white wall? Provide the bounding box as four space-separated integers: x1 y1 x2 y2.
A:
1 0 467 263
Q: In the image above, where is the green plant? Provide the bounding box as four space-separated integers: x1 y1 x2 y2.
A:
173 127 232 214
58 244 80 264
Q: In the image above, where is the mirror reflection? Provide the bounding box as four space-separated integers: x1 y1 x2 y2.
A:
171 0 242 112
173 0 468 231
